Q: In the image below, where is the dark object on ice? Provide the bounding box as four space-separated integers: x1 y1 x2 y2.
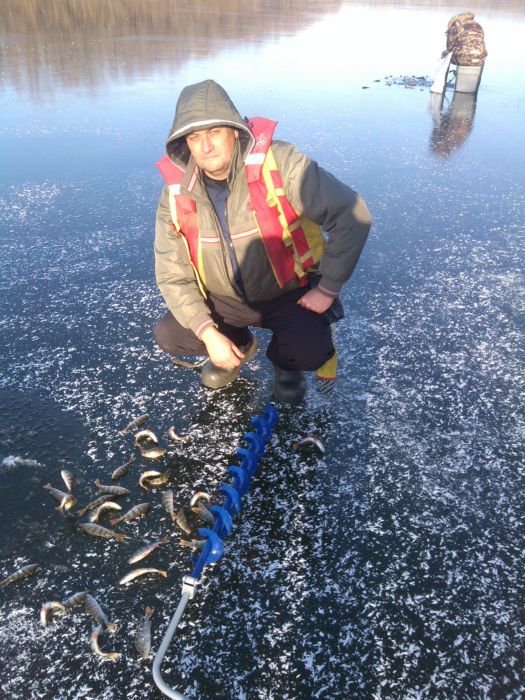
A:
292 436 326 455
385 75 432 88
272 365 307 404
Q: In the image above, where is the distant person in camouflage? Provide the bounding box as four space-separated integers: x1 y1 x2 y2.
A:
442 12 488 66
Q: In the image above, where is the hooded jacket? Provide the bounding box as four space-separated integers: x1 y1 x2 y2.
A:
154 79 372 337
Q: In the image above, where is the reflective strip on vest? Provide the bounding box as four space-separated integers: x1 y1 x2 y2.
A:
155 117 324 290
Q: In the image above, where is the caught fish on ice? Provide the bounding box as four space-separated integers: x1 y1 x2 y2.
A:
40 600 66 627
43 483 77 512
140 446 167 461
88 501 122 523
135 607 155 660
120 414 148 434
111 455 136 481
128 537 170 564
90 624 121 661
167 426 190 443
174 506 194 534
161 489 176 521
109 502 151 525
60 469 75 492
0 563 41 588
77 494 114 517
192 501 215 526
189 491 211 507
139 468 172 490
94 479 130 496
291 436 326 455
119 568 168 585
78 522 127 542
179 536 206 550
61 591 88 609
84 593 117 632
134 429 159 447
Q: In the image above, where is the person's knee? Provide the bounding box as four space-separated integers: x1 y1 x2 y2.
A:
277 337 334 372
153 313 206 356
153 320 175 354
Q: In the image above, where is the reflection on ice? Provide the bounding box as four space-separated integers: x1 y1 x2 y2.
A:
0 0 342 97
429 91 478 157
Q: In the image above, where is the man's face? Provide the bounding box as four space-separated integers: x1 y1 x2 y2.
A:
186 126 239 180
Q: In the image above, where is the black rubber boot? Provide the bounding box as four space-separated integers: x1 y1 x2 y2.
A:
272 364 307 404
201 335 258 389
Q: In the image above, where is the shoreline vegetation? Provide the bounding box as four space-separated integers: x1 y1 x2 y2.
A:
1 0 521 97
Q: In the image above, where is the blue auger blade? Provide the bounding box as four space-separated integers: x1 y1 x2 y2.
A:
191 528 224 578
210 505 233 538
220 484 242 516
251 415 269 440
227 465 251 496
263 403 279 428
236 447 259 476
242 431 265 458
251 415 272 443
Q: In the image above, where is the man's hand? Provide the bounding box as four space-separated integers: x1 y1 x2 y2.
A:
200 326 244 369
297 287 335 314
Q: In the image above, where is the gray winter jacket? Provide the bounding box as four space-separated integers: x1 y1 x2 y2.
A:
154 79 371 336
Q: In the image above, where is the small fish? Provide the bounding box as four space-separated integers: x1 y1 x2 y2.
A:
175 506 192 534
134 429 159 447
111 455 136 481
167 426 190 443
79 522 127 542
139 468 172 490
128 537 170 565
161 489 176 521
0 563 41 588
291 436 326 455
120 414 148 434
179 536 206 550
90 624 121 661
40 600 66 627
61 591 88 609
77 494 114 517
189 490 211 508
109 502 151 526
192 502 215 526
135 607 154 660
139 470 161 491
140 446 167 461
60 469 75 492
88 501 122 523
119 568 168 586
43 483 77 512
94 479 130 496
84 594 117 632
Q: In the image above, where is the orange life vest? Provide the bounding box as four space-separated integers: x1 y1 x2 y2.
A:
155 117 324 292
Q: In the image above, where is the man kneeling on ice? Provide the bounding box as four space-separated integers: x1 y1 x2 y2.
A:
153 79 371 403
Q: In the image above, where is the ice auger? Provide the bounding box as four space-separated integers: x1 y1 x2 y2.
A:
153 403 279 699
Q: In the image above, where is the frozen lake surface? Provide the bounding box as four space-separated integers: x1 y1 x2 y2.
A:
0 1 524 698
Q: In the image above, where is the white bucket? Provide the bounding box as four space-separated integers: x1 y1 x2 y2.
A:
455 63 484 93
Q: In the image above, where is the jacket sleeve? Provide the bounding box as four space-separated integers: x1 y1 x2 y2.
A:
273 142 372 296
154 186 214 336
